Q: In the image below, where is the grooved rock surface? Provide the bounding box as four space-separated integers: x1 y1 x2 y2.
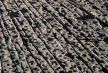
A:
0 0 108 73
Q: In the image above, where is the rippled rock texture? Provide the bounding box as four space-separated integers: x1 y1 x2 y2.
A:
0 0 108 73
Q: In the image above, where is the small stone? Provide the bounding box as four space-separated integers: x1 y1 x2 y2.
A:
87 12 97 19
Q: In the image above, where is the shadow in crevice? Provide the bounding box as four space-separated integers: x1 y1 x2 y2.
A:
7 11 20 18
77 14 95 20
77 15 89 20
20 8 28 14
104 2 108 11
0 9 3 14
